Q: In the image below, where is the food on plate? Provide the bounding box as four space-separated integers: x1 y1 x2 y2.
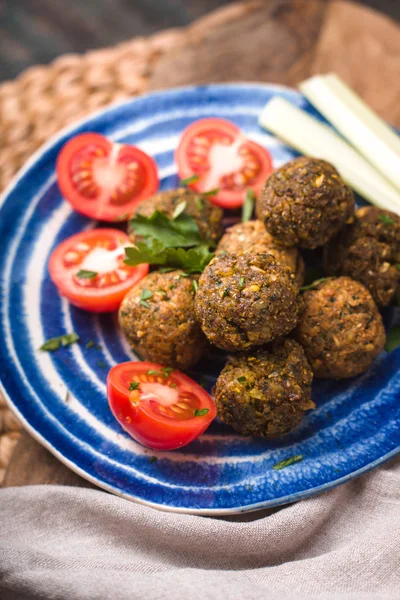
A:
216 220 305 285
48 229 148 312
107 361 216 450
57 133 159 222
324 206 400 307
256 157 354 249
194 252 302 351
176 117 273 208
213 339 314 437
296 276 385 379
119 270 206 370
128 187 223 246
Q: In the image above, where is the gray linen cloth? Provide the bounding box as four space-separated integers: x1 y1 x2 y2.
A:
1 457 399 600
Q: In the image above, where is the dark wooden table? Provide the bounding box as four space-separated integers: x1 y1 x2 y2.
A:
4 0 400 489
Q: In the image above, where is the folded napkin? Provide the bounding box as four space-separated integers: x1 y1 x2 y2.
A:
1 457 399 600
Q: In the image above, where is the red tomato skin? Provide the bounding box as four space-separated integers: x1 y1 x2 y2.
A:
48 229 149 313
107 362 216 450
56 133 159 222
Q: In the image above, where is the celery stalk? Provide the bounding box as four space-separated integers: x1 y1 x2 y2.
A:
300 74 400 193
258 97 400 214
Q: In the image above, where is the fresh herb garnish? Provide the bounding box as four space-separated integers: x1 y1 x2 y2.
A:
129 381 140 391
378 214 394 226
203 188 219 197
159 266 175 273
125 239 214 274
385 326 400 352
85 340 95 349
300 277 331 292
242 188 255 222
146 367 174 378
76 269 98 279
149 456 158 464
161 367 174 377
172 201 187 220
140 289 153 308
237 376 247 383
194 408 209 417
192 280 198 293
40 332 80 352
129 210 202 248
97 360 106 368
195 197 204 210
180 174 200 186
238 276 245 289
272 455 303 470
222 288 230 298
170 382 178 388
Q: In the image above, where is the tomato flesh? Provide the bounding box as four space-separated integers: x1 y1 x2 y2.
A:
176 118 273 209
49 229 149 312
107 362 216 450
57 133 159 221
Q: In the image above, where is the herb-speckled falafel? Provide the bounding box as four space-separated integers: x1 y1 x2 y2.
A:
128 188 223 246
214 339 314 437
119 270 206 370
216 220 305 285
324 206 400 307
256 157 354 249
296 277 385 379
194 252 303 351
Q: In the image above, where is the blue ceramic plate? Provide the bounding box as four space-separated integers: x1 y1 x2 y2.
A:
1 84 399 515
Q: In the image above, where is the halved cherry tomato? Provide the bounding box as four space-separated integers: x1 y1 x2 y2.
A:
48 229 148 312
57 133 159 221
107 361 216 450
175 118 273 209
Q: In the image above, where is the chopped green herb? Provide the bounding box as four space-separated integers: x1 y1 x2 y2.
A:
169 284 176 290
272 455 303 470
385 325 400 352
192 280 198 293
125 239 214 274
170 382 178 388
203 188 219 197
149 456 158 464
146 368 174 378
157 289 168 297
238 276 245 289
97 360 106 369
113 213 129 222
178 272 190 278
180 174 200 186
300 277 331 292
237 376 247 383
85 340 95 349
129 382 140 391
172 201 187 220
242 188 255 222
222 288 230 298
40 332 80 352
378 214 394 225
76 270 98 279
140 289 153 308
195 198 204 210
161 367 174 377
159 266 175 273
194 408 209 417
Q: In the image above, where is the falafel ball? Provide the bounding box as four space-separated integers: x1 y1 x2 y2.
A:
128 188 223 246
296 277 385 379
194 252 303 352
256 157 354 249
216 219 305 285
324 206 400 307
119 270 207 370
213 339 315 437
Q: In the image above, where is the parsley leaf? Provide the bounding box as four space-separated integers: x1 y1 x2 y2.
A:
273 455 303 470
129 211 202 248
242 188 255 222
125 240 214 274
385 326 400 352
180 174 200 186
238 276 245 289
203 188 219 197
237 376 247 383
378 214 394 226
76 270 98 279
146 367 174 378
140 289 153 308
172 201 187 220
129 382 140 391
194 408 209 417
300 278 331 292
40 332 80 352
192 280 198 293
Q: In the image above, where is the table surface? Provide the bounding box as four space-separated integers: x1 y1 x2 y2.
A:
3 0 400 490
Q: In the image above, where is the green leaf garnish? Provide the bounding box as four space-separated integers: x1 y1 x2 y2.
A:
140 289 153 308
242 188 255 222
378 214 394 226
172 201 187 220
161 367 174 377
194 408 209 417
237 376 247 383
129 382 140 391
159 266 175 273
76 270 98 279
180 174 200 186
85 340 95 349
97 360 106 368
129 210 202 248
195 197 204 210
146 367 174 378
40 332 80 352
300 277 331 292
203 188 219 197
273 455 303 470
238 276 245 289
192 280 198 293
125 239 214 274
385 326 400 352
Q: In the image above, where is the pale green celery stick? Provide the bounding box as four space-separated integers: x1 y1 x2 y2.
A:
300 73 400 194
258 96 400 214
